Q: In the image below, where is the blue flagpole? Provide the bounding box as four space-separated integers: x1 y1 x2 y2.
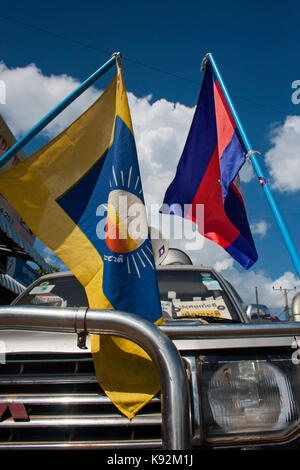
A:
207 52 300 278
0 53 119 169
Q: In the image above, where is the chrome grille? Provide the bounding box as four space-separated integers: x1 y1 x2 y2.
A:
0 353 162 449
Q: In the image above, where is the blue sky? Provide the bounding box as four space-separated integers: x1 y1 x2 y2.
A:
0 0 299 309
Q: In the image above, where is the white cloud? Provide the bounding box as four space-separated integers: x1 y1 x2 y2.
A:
0 62 194 202
0 61 254 200
128 93 194 206
224 268 300 308
0 62 100 138
265 115 300 193
214 258 235 272
250 220 270 238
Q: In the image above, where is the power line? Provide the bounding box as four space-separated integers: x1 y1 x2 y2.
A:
0 14 199 85
272 286 296 321
0 14 111 55
0 14 290 116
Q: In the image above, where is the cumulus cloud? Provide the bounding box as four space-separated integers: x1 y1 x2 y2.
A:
265 115 300 193
223 268 300 309
250 220 270 238
0 62 100 138
0 61 254 194
0 62 194 200
128 93 194 206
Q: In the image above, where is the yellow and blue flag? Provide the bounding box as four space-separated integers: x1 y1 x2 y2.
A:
0 67 163 419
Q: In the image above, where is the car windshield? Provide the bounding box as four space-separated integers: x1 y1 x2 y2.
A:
156 270 240 322
12 275 89 309
13 270 240 322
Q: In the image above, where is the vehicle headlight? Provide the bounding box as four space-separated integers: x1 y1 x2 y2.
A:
209 360 294 432
199 355 300 445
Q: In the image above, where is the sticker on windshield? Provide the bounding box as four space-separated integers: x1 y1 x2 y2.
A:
172 299 232 319
33 294 64 305
202 278 222 290
29 285 55 295
168 291 176 300
161 301 172 319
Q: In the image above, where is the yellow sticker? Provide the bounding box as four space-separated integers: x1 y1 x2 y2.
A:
178 310 222 318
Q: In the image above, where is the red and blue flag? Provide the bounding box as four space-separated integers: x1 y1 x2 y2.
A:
161 60 258 269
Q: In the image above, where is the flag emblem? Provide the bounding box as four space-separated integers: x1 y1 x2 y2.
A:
258 176 266 187
159 245 165 257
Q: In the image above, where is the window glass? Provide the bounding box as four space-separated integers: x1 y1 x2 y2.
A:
13 276 88 308
157 270 240 322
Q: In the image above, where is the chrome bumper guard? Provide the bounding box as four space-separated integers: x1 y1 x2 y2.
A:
0 306 191 450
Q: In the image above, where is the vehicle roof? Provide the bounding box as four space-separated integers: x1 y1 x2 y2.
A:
36 264 219 280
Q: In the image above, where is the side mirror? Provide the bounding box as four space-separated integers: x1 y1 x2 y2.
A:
292 292 300 322
245 304 272 322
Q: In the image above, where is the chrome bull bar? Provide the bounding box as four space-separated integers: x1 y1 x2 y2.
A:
0 306 191 450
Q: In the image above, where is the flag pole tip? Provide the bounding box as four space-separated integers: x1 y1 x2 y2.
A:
200 52 211 71
112 52 122 59
112 52 123 69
